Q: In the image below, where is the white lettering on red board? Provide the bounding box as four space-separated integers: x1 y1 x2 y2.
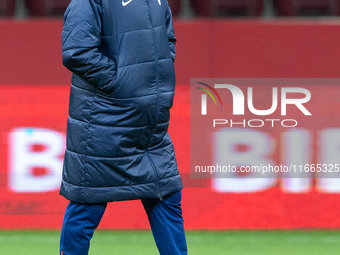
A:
9 128 65 193
212 128 340 193
7 127 340 194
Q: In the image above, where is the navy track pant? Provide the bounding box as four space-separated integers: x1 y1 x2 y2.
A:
59 191 187 255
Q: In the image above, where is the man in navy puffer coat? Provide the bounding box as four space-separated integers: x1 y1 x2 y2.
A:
59 0 187 254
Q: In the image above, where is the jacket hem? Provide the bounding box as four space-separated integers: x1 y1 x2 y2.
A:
59 174 183 204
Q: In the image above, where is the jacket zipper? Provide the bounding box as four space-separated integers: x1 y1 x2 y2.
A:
145 0 162 201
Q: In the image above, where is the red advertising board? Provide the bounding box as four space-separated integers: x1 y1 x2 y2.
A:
1 84 340 230
187 79 340 229
1 19 340 230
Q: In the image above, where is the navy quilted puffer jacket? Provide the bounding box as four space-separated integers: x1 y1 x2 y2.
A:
59 0 183 203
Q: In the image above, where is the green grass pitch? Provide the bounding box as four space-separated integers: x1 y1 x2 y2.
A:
1 230 340 254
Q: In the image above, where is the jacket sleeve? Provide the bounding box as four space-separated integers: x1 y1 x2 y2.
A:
61 0 116 92
165 2 177 62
